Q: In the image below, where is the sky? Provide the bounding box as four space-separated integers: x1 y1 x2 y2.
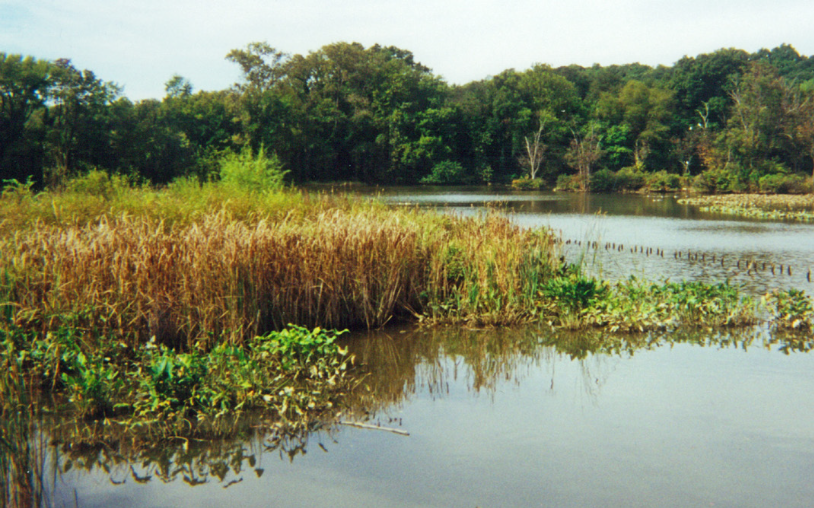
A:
3 0 814 101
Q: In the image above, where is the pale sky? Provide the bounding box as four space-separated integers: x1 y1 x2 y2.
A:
3 0 813 100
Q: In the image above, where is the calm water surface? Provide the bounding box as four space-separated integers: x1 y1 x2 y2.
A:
18 189 814 507
373 186 814 295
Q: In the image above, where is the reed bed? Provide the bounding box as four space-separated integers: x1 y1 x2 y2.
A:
0 185 561 349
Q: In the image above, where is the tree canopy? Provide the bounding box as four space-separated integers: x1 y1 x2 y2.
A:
2 42 814 190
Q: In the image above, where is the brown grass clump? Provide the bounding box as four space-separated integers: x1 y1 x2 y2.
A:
0 186 561 349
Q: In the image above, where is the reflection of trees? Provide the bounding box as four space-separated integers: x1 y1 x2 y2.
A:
346 325 808 407
3 325 813 504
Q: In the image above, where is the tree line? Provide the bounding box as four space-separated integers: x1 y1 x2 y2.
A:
3 42 814 191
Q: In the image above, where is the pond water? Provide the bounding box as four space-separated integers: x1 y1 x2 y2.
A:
372 187 814 296
9 188 814 507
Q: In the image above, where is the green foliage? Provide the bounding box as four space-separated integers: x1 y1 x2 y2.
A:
645 170 682 192
420 161 470 185
582 278 758 332
219 145 288 192
758 173 812 194
1 177 35 203
1 321 353 432
555 174 581 191
511 177 545 190
542 271 608 314
5 43 814 190
692 167 739 193
614 166 647 190
64 169 135 199
253 325 347 371
766 289 813 330
589 169 616 192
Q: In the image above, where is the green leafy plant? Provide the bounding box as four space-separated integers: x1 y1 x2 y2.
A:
511 177 544 190
767 289 813 330
542 270 608 315
420 161 470 185
219 145 288 192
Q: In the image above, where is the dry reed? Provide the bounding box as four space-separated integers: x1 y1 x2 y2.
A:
1 195 561 349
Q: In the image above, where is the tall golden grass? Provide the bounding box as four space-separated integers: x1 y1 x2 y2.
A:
0 182 561 349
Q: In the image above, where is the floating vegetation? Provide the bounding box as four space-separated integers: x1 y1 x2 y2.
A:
0 324 357 435
678 194 814 222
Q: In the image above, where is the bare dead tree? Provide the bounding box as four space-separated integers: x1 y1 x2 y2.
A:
519 119 547 180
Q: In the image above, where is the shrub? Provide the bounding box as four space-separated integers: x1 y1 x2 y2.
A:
64 169 135 200
645 170 682 192
589 169 617 192
758 173 812 194
511 177 545 190
1 176 35 204
219 145 288 192
478 164 494 184
420 161 470 185
615 166 646 191
692 168 737 193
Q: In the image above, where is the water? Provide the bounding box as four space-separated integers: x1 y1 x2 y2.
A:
9 188 814 507
373 187 814 295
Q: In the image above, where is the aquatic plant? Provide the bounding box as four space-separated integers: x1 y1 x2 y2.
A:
766 288 813 330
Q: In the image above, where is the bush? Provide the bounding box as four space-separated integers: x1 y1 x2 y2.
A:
420 161 470 185
64 169 135 200
645 170 682 192
615 166 646 191
692 168 737 193
758 173 812 194
219 145 288 192
589 169 617 192
511 176 545 190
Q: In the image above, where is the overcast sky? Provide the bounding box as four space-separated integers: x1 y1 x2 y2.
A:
3 0 813 100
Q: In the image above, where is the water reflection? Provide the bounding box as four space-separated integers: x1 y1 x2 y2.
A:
4 325 814 506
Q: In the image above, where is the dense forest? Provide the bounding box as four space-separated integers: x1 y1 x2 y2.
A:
3 42 814 192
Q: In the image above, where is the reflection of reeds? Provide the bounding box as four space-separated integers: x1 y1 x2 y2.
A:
1 406 50 508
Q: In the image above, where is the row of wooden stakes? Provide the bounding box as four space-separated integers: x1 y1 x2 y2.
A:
559 238 813 282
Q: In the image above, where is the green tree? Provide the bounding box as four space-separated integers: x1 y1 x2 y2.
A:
0 53 52 183
723 61 787 177
42 59 119 184
669 48 749 130
596 80 673 170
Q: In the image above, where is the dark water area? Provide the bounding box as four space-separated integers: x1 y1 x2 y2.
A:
6 188 814 507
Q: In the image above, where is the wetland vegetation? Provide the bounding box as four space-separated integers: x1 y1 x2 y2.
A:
1 168 812 442
3 38 814 506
